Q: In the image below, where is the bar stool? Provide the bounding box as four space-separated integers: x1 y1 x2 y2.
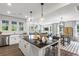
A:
45 47 51 56
51 42 58 56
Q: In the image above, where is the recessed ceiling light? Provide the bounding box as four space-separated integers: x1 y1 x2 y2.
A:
8 3 12 6
25 16 27 18
7 11 11 14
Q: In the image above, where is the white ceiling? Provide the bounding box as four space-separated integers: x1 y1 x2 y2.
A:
41 3 79 24
0 3 69 20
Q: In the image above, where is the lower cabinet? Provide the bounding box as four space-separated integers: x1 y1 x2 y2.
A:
19 39 46 56
9 35 20 45
19 39 30 56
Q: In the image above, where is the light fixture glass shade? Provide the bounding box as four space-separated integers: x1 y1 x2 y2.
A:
60 21 63 26
40 17 44 21
28 17 33 22
28 17 31 21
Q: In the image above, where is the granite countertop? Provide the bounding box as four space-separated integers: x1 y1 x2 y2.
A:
23 37 58 48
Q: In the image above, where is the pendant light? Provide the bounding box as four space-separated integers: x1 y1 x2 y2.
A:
59 16 64 36
40 3 44 21
29 10 32 22
59 17 63 26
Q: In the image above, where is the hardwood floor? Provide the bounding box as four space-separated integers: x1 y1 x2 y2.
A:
0 44 24 56
0 44 58 56
0 41 79 56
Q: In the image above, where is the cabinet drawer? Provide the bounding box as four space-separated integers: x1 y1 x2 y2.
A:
10 35 20 45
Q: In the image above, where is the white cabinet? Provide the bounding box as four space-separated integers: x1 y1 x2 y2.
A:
19 39 30 56
19 39 46 56
10 35 20 45
23 40 30 55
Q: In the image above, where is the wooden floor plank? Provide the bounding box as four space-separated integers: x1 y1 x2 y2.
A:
0 44 24 56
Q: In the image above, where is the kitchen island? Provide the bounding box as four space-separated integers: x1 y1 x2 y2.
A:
19 36 60 56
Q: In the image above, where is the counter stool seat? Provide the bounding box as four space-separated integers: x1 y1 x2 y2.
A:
51 42 58 56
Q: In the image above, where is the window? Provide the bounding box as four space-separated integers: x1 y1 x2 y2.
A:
12 21 17 31
2 20 9 31
19 22 24 31
77 24 79 32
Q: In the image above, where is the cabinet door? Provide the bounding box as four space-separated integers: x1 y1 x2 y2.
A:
19 39 24 51
23 40 30 56
10 36 16 45
10 35 20 45
19 39 30 56
14 35 20 43
64 27 73 36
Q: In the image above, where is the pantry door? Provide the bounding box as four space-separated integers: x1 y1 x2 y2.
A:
64 27 73 37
